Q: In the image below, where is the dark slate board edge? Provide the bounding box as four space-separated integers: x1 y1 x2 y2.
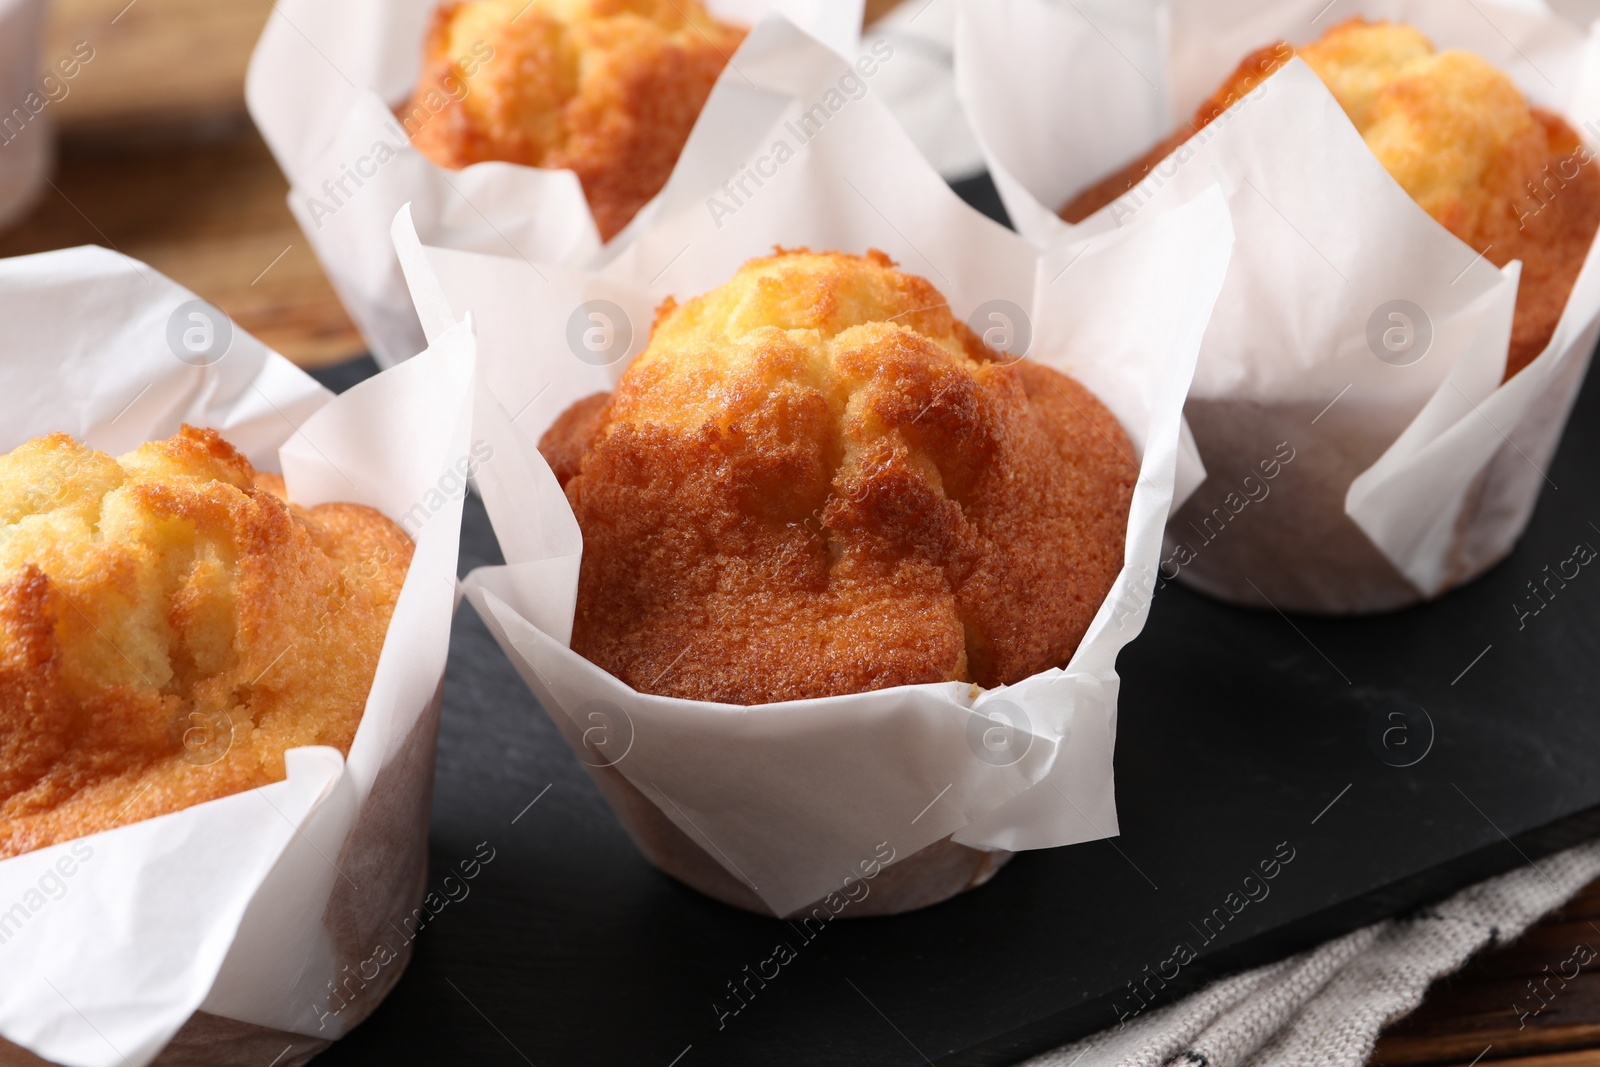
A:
942 801 1600 1066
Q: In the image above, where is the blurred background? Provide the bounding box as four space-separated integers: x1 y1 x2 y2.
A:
0 0 358 366
0 0 356 367
4 0 1600 370
0 0 908 371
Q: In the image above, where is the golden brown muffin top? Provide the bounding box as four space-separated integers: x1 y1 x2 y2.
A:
0 426 412 859
1063 19 1600 379
541 249 1137 705
1299 21 1543 240
407 0 746 240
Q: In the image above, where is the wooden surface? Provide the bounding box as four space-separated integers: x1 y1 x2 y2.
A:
1374 879 1600 1067
0 0 362 367
3 2 1599 1065
865 0 907 23
0 0 909 368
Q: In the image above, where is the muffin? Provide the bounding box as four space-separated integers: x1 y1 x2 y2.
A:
406 0 747 241
1063 19 1600 380
0 426 412 859
539 248 1137 705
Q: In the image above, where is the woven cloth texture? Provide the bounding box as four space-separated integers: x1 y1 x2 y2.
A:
1022 840 1600 1067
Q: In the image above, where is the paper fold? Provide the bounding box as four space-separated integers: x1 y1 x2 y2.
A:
246 0 864 367
958 0 1600 608
0 247 472 1067
395 13 1234 916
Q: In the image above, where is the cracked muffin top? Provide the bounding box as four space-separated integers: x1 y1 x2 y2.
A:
1063 19 1600 379
406 0 746 241
0 426 412 858
539 249 1137 705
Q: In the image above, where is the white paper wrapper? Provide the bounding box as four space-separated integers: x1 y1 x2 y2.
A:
957 0 1600 612
245 0 864 369
390 12 1234 918
0 247 474 1067
0 0 51 230
865 0 987 178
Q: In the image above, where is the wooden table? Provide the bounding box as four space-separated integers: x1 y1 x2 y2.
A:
0 0 361 367
3 2 1596 1065
1371 878 1600 1067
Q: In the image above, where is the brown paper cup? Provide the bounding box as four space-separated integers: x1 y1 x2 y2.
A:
0 1016 329 1067
306 681 442 1030
1167 398 1422 614
0 684 443 1067
585 761 1012 918
1168 326 1598 616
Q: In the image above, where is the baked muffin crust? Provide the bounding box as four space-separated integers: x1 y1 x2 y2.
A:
541 249 1136 705
407 0 747 241
1063 19 1600 379
0 427 411 858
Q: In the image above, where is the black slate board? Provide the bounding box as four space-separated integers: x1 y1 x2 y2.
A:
307 178 1600 1066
